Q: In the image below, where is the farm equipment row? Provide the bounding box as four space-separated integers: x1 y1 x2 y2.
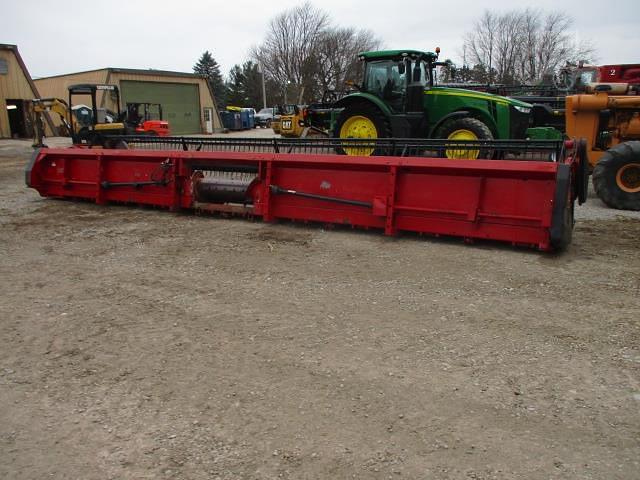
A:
26 137 587 252
275 52 640 211
277 48 552 146
278 49 640 143
30 84 170 148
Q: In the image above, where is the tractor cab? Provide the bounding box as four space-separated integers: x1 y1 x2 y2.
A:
359 49 438 113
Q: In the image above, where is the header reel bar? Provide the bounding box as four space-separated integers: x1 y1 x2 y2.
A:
105 135 564 161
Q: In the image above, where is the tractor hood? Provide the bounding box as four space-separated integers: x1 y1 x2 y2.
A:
428 87 533 109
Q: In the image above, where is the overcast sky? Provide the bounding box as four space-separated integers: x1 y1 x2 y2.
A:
4 0 639 79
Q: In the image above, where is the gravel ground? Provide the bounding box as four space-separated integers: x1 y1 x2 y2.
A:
1 138 639 480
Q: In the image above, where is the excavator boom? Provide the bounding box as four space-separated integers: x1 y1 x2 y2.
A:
30 98 72 147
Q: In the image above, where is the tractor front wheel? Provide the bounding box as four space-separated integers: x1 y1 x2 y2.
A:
334 103 391 156
435 117 494 159
592 141 640 210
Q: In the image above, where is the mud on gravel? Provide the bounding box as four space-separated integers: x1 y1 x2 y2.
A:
1 144 639 479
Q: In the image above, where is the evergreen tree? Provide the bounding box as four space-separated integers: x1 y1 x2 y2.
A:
224 61 266 108
241 61 264 108
225 65 246 107
194 51 227 108
457 64 473 83
469 64 490 83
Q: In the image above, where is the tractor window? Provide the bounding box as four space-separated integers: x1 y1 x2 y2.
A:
365 60 407 107
411 61 429 87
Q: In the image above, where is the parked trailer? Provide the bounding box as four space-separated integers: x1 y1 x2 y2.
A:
25 137 587 252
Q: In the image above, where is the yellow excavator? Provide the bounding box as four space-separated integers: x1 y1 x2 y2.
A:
30 98 71 147
31 84 133 148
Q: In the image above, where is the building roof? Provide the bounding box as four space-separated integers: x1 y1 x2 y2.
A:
0 43 55 133
35 67 207 81
1 44 43 94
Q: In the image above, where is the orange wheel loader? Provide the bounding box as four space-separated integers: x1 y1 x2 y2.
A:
566 83 640 210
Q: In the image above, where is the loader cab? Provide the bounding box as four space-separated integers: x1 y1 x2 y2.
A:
360 50 437 113
125 103 171 136
126 102 163 123
67 84 128 144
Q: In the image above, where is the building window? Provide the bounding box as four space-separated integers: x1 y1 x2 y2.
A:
0 59 8 75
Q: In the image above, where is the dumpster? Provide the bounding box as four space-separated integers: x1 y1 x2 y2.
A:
220 111 242 130
240 108 255 129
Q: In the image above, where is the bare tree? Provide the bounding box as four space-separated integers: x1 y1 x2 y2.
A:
493 11 524 84
312 27 381 95
463 8 595 85
464 11 498 83
252 3 381 103
518 9 541 82
535 12 592 81
252 2 330 103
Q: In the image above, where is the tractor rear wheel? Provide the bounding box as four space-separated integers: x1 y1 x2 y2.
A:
334 102 391 156
434 117 494 159
592 141 640 210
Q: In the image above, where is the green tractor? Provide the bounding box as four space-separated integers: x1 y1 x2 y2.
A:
333 48 537 157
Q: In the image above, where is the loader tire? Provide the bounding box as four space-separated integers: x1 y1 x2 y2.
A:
434 117 494 159
574 138 589 205
334 102 391 156
592 141 640 211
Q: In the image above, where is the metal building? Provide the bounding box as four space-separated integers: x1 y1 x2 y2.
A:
35 68 223 135
0 44 53 139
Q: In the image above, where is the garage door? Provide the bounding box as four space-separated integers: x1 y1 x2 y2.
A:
119 81 201 134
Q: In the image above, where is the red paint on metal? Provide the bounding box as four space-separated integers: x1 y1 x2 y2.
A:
26 148 578 251
136 120 171 136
